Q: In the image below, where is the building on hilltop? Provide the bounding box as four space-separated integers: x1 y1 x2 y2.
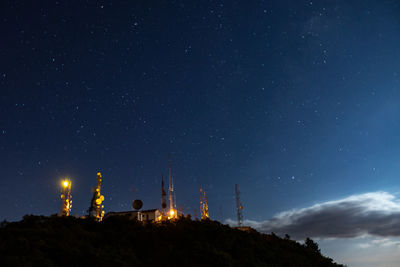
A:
104 209 162 222
103 157 182 222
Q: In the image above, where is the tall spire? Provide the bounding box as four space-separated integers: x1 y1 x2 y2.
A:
161 174 167 214
235 184 243 227
173 176 177 210
167 155 177 219
168 155 173 211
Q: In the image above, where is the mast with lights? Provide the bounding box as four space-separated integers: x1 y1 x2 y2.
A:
60 179 72 216
168 157 177 219
200 186 209 220
88 172 105 221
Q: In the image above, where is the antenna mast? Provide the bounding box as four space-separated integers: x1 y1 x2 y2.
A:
200 186 210 220
161 174 167 215
60 178 72 216
168 157 173 211
219 205 223 222
88 172 105 221
168 155 177 219
235 184 243 227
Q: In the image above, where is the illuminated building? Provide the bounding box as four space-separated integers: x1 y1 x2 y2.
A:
104 209 162 222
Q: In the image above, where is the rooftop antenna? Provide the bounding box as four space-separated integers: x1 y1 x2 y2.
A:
235 184 243 227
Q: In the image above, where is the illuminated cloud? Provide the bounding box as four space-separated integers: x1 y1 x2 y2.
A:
228 192 400 239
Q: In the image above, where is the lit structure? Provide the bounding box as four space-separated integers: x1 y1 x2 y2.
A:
60 179 72 216
161 175 167 215
167 158 178 219
104 209 162 222
235 184 243 227
200 186 209 220
88 172 105 221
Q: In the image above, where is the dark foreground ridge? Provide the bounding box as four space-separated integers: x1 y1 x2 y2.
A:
0 215 343 267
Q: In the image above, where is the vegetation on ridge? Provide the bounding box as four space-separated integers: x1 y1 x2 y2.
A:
0 215 344 267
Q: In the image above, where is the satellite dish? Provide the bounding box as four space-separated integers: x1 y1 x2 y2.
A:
132 199 143 210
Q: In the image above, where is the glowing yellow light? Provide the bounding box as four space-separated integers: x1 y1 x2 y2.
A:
170 210 175 216
63 180 69 187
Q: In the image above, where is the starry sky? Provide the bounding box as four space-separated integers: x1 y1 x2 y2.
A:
1 1 400 265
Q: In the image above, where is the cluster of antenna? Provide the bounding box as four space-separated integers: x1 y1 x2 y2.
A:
158 157 178 220
58 164 245 228
59 172 105 221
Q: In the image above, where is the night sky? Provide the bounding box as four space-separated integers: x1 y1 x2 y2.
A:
2 1 400 265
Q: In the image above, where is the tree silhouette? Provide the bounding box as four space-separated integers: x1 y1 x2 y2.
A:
305 237 321 253
0 215 343 267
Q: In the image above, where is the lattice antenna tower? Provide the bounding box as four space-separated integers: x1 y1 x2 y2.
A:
88 172 105 221
219 205 224 222
60 178 72 216
200 185 210 220
168 156 174 211
161 174 167 215
235 184 243 227
173 184 177 210
167 155 177 219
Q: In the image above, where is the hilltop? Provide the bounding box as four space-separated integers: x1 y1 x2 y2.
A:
0 215 343 267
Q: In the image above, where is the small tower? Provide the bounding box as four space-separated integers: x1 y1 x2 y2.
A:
235 184 243 227
193 209 198 220
88 172 105 221
60 179 72 216
200 186 210 220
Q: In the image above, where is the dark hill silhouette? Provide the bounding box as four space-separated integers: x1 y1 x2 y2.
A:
0 215 344 267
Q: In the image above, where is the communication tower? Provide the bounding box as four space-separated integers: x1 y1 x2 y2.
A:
168 157 177 219
235 184 243 227
200 186 210 220
60 179 72 216
161 174 167 215
88 172 105 221
219 205 224 222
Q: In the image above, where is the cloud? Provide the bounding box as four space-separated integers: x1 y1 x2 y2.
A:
318 236 400 267
362 238 400 248
227 192 400 239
